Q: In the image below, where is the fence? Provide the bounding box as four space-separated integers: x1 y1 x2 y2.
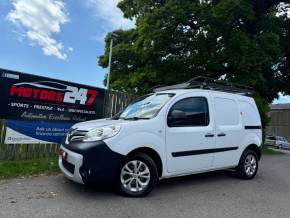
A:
103 90 135 117
267 110 290 139
0 90 134 161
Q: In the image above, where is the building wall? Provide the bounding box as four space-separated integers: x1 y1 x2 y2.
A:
267 110 290 139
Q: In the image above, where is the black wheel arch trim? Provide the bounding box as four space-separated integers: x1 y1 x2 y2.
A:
244 144 262 160
126 147 163 177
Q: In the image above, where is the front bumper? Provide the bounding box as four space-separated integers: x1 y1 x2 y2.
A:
59 146 84 184
59 140 125 185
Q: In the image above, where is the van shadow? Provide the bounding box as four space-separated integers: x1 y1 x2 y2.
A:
158 170 236 188
59 170 237 198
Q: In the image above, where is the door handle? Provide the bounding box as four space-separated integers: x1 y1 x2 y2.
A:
217 132 226 137
205 133 215 137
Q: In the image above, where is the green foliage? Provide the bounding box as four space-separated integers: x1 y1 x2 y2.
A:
99 0 290 127
254 94 271 141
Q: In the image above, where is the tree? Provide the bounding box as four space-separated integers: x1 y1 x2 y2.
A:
99 0 290 104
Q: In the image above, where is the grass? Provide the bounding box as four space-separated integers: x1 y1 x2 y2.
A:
0 145 282 180
262 145 284 155
0 157 59 180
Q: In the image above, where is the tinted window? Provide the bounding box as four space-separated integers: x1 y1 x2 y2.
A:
168 97 209 127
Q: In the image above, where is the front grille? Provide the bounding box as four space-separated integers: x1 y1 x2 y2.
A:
62 159 75 174
66 129 88 143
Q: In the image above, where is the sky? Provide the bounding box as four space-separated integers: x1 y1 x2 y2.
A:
0 0 134 88
0 0 289 104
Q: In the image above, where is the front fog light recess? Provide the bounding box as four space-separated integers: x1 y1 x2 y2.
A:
83 125 121 142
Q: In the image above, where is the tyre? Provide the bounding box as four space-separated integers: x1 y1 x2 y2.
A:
236 149 259 180
118 153 158 197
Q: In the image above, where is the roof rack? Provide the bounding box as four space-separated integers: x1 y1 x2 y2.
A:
153 76 254 96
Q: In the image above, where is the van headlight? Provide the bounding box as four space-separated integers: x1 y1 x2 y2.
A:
83 125 121 142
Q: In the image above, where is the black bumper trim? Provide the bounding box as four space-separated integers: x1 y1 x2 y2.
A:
62 140 124 185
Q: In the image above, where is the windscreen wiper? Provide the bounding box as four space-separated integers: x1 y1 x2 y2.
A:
122 117 150 120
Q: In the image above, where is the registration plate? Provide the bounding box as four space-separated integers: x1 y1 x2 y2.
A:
60 149 68 160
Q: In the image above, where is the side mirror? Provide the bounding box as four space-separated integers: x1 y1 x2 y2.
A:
168 110 187 127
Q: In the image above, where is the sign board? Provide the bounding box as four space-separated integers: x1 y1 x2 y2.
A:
0 68 105 122
0 68 105 144
5 120 73 144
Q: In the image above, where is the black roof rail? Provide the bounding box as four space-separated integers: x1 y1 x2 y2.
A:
148 84 166 93
153 76 254 96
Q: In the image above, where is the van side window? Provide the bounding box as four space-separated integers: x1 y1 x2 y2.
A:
168 97 209 127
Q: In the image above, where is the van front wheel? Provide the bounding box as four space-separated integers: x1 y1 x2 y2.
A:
118 153 158 197
236 149 259 179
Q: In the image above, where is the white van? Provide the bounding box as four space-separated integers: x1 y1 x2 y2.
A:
59 77 262 197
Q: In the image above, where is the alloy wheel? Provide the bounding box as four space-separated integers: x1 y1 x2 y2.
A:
244 154 257 177
120 160 151 193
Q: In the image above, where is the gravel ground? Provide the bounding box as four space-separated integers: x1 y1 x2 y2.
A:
1 154 290 218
